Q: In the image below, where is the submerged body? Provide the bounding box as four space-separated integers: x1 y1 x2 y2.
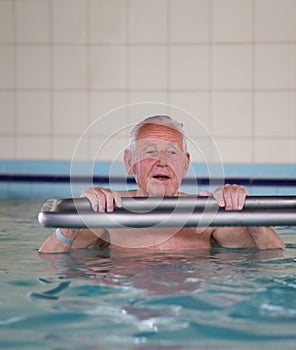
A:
39 116 285 253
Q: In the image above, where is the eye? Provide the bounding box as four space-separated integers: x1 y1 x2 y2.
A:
167 148 177 156
144 147 157 156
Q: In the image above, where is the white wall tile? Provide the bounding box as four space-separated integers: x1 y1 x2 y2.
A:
16 0 49 43
90 91 127 121
212 92 253 137
16 136 51 160
90 92 128 136
214 138 253 163
0 92 14 134
89 0 126 44
53 46 87 88
187 138 215 164
17 46 50 88
0 46 14 88
127 102 172 127
128 91 168 104
212 45 253 89
128 46 167 89
0 137 15 158
16 92 50 135
53 92 88 135
90 46 127 89
1 0 296 166
212 0 253 42
255 92 296 137
128 0 167 43
52 136 87 161
255 44 296 89
169 92 210 136
89 135 128 162
170 45 209 89
255 0 296 41
52 0 87 43
254 138 296 163
0 1 13 43
170 0 209 43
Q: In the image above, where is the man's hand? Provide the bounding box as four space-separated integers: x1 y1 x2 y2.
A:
81 187 122 212
200 184 248 211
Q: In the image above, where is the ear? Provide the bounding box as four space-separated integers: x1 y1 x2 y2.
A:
183 152 190 176
124 149 134 175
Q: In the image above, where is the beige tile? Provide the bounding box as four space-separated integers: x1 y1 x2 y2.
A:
90 91 128 123
212 92 253 137
128 0 167 43
0 1 13 43
214 138 253 163
128 91 168 104
212 45 252 89
254 138 296 163
52 0 87 43
16 92 50 135
89 0 126 44
53 92 88 136
17 46 50 88
212 0 252 42
170 0 209 43
128 45 167 89
53 46 87 88
255 0 296 41
169 92 210 135
90 93 129 136
255 92 296 137
16 0 49 43
0 92 14 134
53 136 88 161
16 136 51 160
255 44 296 89
89 135 129 162
0 137 15 158
90 46 127 89
0 46 14 88
170 45 209 89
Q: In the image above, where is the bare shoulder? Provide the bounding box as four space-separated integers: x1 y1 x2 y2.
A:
212 227 256 248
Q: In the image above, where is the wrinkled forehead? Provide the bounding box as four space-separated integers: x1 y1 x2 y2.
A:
134 123 184 150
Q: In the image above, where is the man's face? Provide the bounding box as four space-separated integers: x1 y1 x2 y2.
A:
127 123 190 196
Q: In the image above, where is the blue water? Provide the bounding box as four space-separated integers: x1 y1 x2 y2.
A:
1 199 296 349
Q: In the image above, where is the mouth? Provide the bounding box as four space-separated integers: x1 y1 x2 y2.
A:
152 175 171 182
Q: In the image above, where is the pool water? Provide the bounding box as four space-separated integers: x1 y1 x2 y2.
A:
1 199 296 350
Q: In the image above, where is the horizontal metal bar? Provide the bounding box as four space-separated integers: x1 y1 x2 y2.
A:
52 196 296 212
38 209 296 228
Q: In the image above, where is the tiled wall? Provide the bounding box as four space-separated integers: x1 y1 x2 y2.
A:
1 0 296 165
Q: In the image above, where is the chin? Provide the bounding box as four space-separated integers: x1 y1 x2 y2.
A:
147 181 177 197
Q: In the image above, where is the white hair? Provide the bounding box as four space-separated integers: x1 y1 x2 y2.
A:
128 115 188 154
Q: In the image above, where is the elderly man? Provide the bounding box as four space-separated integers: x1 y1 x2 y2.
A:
39 115 285 253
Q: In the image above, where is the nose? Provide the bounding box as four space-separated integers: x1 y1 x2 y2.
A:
155 150 168 165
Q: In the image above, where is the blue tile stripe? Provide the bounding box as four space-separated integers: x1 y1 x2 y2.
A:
0 160 295 199
1 160 296 177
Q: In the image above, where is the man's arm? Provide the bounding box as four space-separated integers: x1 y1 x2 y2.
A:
38 228 105 254
202 184 286 250
211 226 285 249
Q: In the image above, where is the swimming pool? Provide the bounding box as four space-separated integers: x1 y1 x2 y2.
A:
1 199 296 349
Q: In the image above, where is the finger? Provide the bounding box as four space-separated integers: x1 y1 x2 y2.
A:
96 188 116 212
223 184 234 210
113 191 122 208
81 188 99 212
199 190 213 197
213 187 225 207
237 186 248 210
94 188 107 212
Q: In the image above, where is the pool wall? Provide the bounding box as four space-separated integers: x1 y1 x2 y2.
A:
1 160 295 200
